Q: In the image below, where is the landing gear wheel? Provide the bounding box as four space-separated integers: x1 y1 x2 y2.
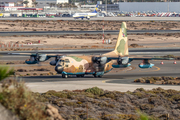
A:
62 74 65 78
62 74 68 78
81 18 83 20
65 74 68 78
98 75 102 78
93 74 97 78
76 75 80 77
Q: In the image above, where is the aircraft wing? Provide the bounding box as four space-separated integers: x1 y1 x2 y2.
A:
129 57 174 60
8 53 63 57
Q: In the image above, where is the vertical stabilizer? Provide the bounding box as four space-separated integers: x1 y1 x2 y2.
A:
114 22 128 56
92 4 98 13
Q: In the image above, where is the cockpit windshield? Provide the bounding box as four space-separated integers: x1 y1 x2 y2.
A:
58 59 69 66
59 60 64 66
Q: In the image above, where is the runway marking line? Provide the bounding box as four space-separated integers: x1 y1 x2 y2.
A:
102 79 116 83
41 78 54 82
102 66 160 83
138 66 160 72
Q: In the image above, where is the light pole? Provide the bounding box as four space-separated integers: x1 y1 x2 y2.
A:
106 0 107 15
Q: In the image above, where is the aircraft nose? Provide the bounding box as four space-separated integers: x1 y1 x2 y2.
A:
55 65 64 74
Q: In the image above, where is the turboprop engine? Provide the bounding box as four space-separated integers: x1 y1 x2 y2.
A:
139 63 154 68
112 56 131 68
92 56 108 72
25 54 48 64
139 60 154 68
92 56 107 65
117 57 129 65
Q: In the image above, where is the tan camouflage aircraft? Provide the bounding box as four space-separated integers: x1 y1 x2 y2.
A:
9 22 173 78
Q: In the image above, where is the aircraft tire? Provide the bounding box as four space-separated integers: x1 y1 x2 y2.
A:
76 75 81 77
81 18 83 20
62 74 68 78
62 74 65 78
93 74 97 78
98 75 102 78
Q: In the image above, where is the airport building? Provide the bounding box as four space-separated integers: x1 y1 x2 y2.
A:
0 0 25 11
98 4 119 12
36 0 69 8
118 2 180 13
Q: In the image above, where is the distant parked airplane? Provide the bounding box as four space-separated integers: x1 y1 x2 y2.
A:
73 4 98 20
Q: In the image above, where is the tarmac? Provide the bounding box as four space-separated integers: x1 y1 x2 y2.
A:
17 60 180 93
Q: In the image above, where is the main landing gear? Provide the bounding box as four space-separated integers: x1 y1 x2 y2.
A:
76 75 84 77
62 74 68 78
62 74 85 78
93 74 102 78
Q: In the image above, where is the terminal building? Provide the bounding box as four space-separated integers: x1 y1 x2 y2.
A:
36 0 69 8
98 4 119 12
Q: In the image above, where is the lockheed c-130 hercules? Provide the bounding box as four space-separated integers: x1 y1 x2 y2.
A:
8 22 173 78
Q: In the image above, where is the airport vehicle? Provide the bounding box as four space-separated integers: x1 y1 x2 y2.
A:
8 22 173 78
73 4 98 20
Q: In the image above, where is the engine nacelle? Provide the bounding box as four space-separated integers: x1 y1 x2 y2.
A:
92 56 107 65
25 54 49 64
25 56 36 64
50 60 57 66
117 57 129 65
38 54 48 62
139 63 154 68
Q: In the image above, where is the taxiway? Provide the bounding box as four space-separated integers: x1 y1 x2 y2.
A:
12 60 180 93
0 30 180 36
2 17 180 21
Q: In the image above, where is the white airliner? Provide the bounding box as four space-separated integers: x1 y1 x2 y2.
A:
73 4 98 20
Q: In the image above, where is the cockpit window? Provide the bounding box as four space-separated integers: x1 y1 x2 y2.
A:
60 60 64 66
64 59 70 63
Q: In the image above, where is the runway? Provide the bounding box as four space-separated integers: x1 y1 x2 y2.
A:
1 29 180 36
2 17 180 21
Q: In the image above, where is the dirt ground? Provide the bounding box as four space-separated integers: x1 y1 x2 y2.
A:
0 20 179 32
0 33 180 51
1 20 180 51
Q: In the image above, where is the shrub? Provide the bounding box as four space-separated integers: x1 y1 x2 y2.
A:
85 87 104 95
0 80 49 120
0 66 14 81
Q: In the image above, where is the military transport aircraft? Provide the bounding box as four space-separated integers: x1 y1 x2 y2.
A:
8 22 173 78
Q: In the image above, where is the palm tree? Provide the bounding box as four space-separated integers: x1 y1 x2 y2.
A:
23 0 29 7
33 2 38 8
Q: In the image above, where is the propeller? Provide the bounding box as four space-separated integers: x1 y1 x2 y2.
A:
34 47 41 65
117 56 129 65
92 56 107 72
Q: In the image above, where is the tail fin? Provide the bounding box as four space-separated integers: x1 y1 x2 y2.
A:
92 4 98 13
114 22 128 56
